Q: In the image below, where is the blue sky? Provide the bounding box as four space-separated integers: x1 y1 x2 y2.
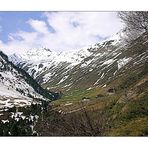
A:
0 12 44 42
0 12 123 55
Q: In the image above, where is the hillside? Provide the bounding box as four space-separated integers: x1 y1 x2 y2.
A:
7 32 148 136
0 50 62 135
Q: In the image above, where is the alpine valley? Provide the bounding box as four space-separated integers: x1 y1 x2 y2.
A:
0 31 148 136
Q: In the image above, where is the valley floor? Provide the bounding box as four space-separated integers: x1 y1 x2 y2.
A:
35 79 148 136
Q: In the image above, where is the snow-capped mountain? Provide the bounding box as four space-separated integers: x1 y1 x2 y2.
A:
9 32 148 92
9 45 94 82
0 51 58 110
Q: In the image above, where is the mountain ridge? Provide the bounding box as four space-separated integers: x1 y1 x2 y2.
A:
9 33 123 91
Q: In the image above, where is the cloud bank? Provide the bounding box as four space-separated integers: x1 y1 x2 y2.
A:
0 12 123 55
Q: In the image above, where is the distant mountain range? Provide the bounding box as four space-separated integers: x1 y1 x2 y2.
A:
9 32 148 93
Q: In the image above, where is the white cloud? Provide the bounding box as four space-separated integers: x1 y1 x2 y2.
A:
28 19 49 34
0 12 123 55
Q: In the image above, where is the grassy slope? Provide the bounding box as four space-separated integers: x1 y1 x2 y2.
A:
51 64 148 136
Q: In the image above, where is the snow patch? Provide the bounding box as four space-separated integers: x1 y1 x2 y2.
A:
102 59 115 65
42 72 53 83
1 120 9 123
80 59 93 68
87 87 93 90
117 57 132 70
64 102 73 106
58 75 69 84
102 84 107 88
89 69 93 72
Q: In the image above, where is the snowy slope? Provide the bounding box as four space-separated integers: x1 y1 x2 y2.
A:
0 51 56 109
9 45 94 82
